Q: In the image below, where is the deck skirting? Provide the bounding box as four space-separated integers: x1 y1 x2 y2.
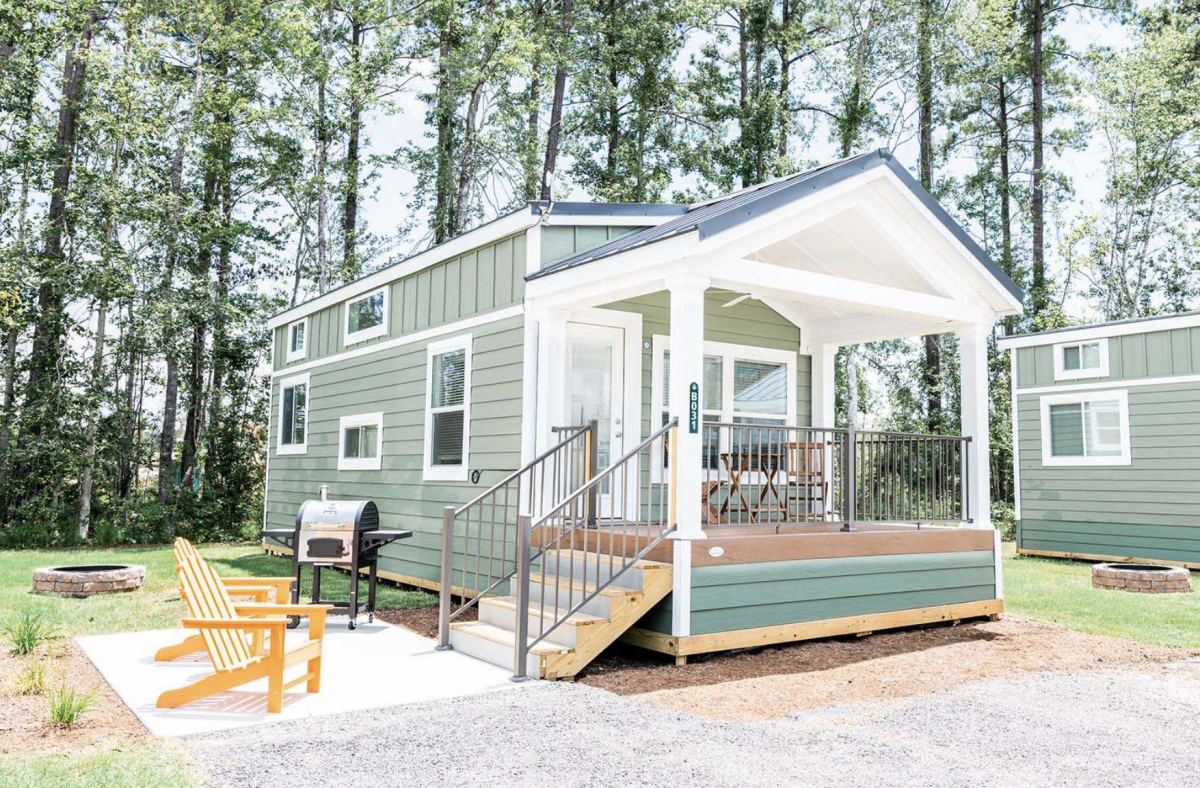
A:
619 598 1004 657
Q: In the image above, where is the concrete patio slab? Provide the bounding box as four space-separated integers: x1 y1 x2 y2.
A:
77 619 524 738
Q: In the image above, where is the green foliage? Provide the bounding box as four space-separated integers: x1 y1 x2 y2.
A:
0 742 198 788
2 608 58 656
991 500 1016 541
46 682 97 727
13 659 47 695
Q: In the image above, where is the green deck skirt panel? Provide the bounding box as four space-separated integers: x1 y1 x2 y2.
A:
638 550 997 636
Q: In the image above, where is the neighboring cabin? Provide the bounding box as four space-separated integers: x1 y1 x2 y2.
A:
999 312 1200 569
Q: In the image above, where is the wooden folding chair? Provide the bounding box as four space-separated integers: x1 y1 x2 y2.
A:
156 538 329 713
155 538 296 662
784 441 828 521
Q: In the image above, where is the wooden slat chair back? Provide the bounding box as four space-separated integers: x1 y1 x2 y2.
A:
784 441 828 520
156 538 329 713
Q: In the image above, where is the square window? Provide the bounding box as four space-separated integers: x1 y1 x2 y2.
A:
338 413 383 470
1054 339 1108 380
1041 390 1130 466
344 287 388 344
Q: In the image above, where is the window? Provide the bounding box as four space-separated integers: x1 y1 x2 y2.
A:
1054 338 1108 380
286 318 307 362
344 286 388 344
651 336 796 477
277 373 310 455
424 335 472 481
338 412 383 471
1039 390 1131 466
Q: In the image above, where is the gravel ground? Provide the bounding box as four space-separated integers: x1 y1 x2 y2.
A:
184 668 1200 788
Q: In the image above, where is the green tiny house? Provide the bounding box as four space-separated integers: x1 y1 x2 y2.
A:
265 151 1022 676
1000 312 1200 570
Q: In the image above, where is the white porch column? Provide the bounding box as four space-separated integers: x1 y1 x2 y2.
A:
667 273 709 640
810 344 837 517
957 325 992 529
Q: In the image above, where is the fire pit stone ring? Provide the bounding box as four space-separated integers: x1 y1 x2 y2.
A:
1091 562 1192 594
32 564 146 598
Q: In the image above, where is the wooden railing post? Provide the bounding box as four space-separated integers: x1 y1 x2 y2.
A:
436 506 455 650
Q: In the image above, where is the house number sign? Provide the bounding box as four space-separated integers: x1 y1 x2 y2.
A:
688 382 700 434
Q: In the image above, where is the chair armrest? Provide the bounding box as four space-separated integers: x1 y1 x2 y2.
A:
222 577 295 586
234 604 331 617
182 617 289 631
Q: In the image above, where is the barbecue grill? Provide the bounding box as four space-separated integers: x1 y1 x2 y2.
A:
262 498 410 630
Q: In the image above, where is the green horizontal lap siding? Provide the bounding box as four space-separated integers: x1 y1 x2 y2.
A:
639 551 996 636
266 313 526 586
274 233 527 371
540 225 646 269
1014 376 1200 563
1015 325 1200 390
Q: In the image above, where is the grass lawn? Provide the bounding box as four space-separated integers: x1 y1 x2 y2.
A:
0 541 436 788
1003 543 1200 649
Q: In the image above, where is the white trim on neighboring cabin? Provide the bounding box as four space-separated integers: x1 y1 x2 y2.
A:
285 317 308 363
270 305 524 378
998 312 1200 350
1013 371 1200 397
1038 389 1131 467
343 285 389 346
337 412 384 471
423 334 473 482
539 213 675 227
268 209 537 330
276 373 311 455
1052 337 1109 381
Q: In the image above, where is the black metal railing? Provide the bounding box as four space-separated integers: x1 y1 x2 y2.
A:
511 418 679 679
698 423 971 528
437 421 597 649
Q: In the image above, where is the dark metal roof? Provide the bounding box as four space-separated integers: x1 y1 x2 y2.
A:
527 149 1025 305
532 201 689 219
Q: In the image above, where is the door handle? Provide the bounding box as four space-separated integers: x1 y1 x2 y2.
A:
615 432 623 439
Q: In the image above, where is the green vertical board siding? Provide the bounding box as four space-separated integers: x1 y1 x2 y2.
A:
266 313 526 585
602 289 813 442
1015 377 1200 563
540 225 647 269
638 551 996 636
274 233 527 372
1015 326 1200 390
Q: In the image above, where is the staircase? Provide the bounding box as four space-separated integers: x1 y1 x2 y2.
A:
449 548 672 679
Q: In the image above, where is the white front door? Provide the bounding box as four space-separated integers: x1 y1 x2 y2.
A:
564 323 626 519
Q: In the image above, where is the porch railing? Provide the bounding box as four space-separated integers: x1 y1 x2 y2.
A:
699 423 971 528
437 421 596 649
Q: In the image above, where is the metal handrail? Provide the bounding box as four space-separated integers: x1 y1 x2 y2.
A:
437 421 597 649
512 418 679 679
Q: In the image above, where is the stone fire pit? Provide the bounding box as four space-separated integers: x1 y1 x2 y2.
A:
32 565 145 598
1092 563 1192 594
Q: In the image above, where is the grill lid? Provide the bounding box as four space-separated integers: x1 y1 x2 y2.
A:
294 499 380 532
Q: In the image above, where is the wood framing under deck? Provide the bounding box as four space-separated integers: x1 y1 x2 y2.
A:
620 598 1004 658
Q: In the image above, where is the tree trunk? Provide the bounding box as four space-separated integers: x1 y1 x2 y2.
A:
997 77 1015 336
342 16 363 279
775 0 790 165
118 297 138 498
316 38 330 292
77 299 107 538
432 4 457 244
917 0 940 432
179 165 218 488
738 11 749 187
1030 0 1045 319
540 0 572 201
526 73 541 200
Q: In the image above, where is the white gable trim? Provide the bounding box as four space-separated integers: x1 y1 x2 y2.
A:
999 312 1200 350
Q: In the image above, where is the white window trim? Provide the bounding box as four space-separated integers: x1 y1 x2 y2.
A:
650 335 798 480
276 373 311 455
1053 337 1109 381
338 412 384 471
1039 389 1131 467
286 317 308 363
424 334 472 482
343 286 389 346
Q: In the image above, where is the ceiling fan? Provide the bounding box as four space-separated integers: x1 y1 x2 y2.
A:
721 291 762 308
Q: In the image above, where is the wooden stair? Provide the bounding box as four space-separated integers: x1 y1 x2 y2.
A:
448 549 672 680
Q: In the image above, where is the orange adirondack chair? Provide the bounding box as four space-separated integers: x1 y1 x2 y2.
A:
156 538 329 713
155 538 296 662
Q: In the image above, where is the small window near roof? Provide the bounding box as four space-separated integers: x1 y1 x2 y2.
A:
286 318 307 362
1054 338 1108 380
344 287 388 344
1040 390 1130 466
424 335 472 481
277 374 310 455
338 412 383 471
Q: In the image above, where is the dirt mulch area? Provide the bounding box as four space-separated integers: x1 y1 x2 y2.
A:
1 638 148 754
377 604 470 638
576 615 1200 721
